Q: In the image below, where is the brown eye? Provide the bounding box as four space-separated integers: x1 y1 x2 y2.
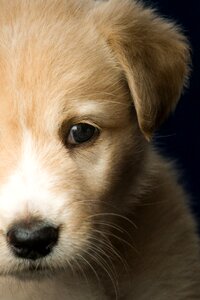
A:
67 123 99 145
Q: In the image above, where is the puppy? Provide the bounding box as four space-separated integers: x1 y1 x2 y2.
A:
0 0 199 299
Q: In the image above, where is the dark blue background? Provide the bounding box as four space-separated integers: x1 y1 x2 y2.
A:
144 0 200 227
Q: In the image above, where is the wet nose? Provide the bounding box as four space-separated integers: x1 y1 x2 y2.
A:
7 221 59 260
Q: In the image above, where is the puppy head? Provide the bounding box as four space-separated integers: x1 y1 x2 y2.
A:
0 0 190 276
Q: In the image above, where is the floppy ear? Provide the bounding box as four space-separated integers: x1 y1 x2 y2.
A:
92 0 191 139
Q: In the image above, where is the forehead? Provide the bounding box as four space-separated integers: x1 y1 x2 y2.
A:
0 1 127 132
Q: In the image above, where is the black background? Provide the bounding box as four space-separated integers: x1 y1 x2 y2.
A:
144 0 200 227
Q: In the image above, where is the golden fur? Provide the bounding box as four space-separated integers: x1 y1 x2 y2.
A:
0 0 199 299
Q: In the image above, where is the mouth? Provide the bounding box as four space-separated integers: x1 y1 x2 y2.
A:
8 260 52 281
13 269 52 281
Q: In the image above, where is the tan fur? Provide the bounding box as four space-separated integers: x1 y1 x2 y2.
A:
0 0 199 299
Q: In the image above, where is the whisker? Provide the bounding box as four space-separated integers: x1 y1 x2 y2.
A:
100 230 139 255
91 221 135 241
86 242 117 277
81 249 119 300
86 213 138 229
76 253 101 285
72 257 90 287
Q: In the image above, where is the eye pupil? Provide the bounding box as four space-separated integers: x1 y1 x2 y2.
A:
69 123 97 145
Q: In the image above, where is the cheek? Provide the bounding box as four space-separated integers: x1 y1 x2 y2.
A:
74 126 145 212
73 129 136 194
72 147 112 198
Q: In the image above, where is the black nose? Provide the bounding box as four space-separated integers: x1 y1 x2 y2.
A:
7 221 59 260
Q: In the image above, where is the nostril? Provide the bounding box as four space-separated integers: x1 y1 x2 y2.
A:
7 221 59 260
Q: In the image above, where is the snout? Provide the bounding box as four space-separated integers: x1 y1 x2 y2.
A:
7 220 59 260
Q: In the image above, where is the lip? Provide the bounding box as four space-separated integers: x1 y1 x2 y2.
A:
6 260 51 279
11 267 51 281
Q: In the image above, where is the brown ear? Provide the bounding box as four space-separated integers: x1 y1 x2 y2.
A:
92 0 191 139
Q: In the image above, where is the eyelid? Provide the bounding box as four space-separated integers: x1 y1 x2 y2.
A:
71 117 101 131
60 117 102 132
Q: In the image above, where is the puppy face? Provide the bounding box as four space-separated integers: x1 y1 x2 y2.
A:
0 0 189 275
